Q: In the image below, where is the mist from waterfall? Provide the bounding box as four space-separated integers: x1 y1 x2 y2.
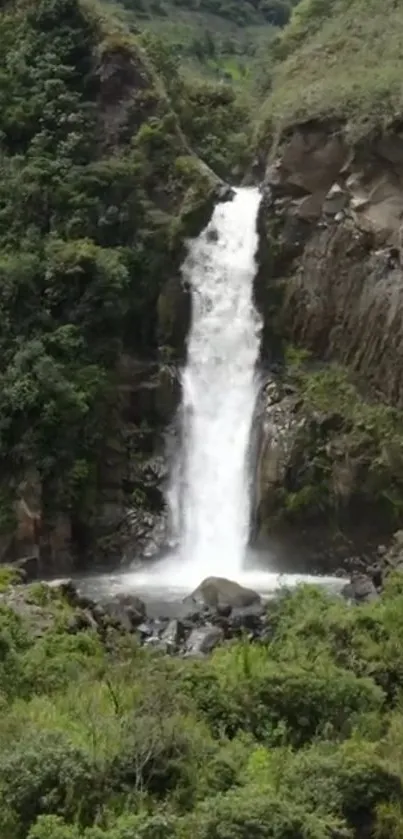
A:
168 187 262 585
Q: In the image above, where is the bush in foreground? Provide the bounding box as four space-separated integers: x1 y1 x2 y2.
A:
2 580 403 838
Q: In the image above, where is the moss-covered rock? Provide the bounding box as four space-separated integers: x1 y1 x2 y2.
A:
255 356 403 541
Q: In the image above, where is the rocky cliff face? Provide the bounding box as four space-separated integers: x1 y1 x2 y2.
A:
254 121 403 551
258 122 403 393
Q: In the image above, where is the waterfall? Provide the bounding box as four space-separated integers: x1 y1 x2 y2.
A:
99 185 342 599
170 186 262 584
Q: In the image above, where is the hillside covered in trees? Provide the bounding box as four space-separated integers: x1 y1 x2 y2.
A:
0 0 301 575
0 0 233 570
1 0 403 575
108 0 302 87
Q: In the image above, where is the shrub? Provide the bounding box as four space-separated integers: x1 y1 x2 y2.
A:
265 581 403 703
0 566 23 591
28 815 81 839
20 629 105 696
280 741 403 831
182 640 383 745
0 606 30 700
28 812 179 839
0 732 103 836
180 786 347 839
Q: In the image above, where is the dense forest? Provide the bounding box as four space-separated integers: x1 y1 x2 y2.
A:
0 0 297 569
0 0 252 567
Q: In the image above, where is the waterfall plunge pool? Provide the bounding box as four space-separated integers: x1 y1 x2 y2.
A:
71 548 346 618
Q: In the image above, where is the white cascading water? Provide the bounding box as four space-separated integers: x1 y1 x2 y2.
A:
173 186 262 581
99 185 343 599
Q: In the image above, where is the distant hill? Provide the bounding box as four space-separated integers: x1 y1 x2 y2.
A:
119 0 298 28
107 0 301 83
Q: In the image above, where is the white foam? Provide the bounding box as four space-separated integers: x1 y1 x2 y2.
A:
103 553 345 601
169 187 262 580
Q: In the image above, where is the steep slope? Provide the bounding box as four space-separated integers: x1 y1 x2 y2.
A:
262 0 403 140
254 0 403 546
0 0 221 572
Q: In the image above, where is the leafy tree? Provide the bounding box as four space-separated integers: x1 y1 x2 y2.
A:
0 0 216 551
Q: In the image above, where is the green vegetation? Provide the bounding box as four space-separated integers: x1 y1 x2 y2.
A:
124 0 297 28
0 0 218 546
177 80 251 178
113 0 300 83
138 31 252 178
4 0 403 831
0 566 23 592
3 578 403 836
261 0 403 141
276 352 403 525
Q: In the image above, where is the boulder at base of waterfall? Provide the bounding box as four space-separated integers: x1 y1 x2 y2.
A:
341 573 379 604
160 618 185 650
185 625 224 656
229 602 265 631
102 593 147 631
186 576 261 611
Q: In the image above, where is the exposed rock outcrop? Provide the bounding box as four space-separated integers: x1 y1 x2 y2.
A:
0 575 267 654
0 473 73 579
257 122 403 405
251 360 403 562
255 378 304 524
342 573 379 604
87 356 180 567
95 39 157 151
254 122 403 548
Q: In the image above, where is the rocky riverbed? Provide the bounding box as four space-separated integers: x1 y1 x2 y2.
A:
3 535 403 658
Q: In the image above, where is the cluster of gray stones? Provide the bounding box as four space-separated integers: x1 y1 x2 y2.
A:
341 530 403 603
5 535 403 656
1 574 272 655
71 576 270 656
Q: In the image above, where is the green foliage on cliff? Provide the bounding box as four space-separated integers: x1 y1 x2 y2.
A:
3 578 403 836
139 32 252 178
0 0 217 535
262 0 403 139
277 354 403 526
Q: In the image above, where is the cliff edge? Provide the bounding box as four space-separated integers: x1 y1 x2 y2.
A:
254 0 403 551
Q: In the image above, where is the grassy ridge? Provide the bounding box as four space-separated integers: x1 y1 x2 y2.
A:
262 0 403 140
